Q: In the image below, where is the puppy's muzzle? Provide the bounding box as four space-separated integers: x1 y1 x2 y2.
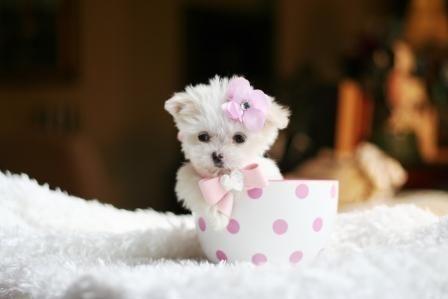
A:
211 152 224 168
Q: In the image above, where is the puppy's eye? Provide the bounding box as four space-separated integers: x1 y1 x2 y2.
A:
198 132 210 143
233 133 246 144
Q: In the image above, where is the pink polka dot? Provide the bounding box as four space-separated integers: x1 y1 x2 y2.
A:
313 217 323 232
216 250 227 261
198 217 206 232
295 184 309 199
247 188 263 199
252 253 267 265
289 251 303 264
226 219 240 234
331 184 337 199
272 219 288 235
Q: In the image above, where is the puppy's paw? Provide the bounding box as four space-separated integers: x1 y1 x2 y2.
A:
205 208 230 230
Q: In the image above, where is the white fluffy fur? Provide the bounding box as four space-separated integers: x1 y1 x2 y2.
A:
165 76 289 225
2 171 448 299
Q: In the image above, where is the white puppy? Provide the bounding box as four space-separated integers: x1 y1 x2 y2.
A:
165 76 289 227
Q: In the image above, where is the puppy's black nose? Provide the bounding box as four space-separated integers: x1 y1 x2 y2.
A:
211 152 224 168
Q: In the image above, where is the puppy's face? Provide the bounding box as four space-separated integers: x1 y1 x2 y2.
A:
165 76 289 178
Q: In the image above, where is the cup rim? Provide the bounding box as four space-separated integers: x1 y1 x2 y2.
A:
267 179 339 183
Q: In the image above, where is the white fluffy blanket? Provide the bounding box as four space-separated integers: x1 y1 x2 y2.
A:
1 172 448 299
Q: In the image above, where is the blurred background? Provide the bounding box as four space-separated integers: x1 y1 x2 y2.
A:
1 0 447 212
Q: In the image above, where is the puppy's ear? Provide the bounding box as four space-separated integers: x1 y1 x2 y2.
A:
266 100 290 130
164 92 197 120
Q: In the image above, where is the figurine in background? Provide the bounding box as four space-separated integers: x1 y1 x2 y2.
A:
287 143 407 207
385 40 439 162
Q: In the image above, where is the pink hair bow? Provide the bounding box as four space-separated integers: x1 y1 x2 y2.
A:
198 164 268 217
222 77 270 131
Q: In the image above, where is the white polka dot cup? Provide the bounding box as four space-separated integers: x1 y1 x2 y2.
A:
195 180 339 265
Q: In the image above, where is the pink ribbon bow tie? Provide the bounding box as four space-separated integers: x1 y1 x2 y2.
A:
198 164 268 217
